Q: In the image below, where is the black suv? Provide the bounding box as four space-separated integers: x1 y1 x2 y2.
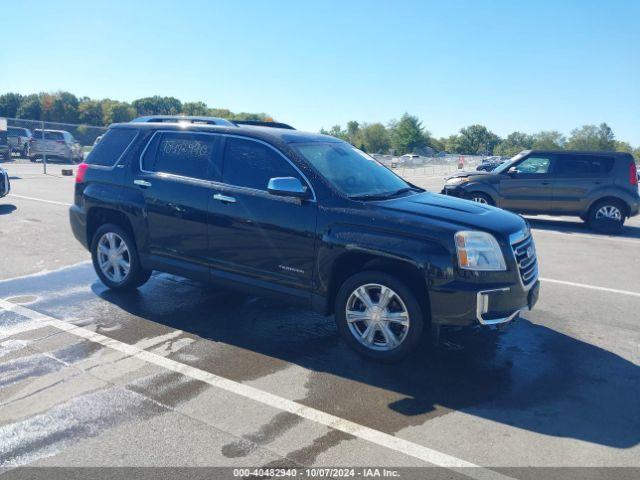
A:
443 150 640 233
70 118 540 361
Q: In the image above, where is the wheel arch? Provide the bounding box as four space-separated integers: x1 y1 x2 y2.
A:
587 196 631 218
86 207 136 247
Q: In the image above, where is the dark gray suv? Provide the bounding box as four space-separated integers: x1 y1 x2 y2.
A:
443 150 640 233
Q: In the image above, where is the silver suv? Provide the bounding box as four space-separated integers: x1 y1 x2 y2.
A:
30 129 84 163
7 127 33 158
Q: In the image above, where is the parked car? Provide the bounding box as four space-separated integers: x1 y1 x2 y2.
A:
476 156 504 172
0 165 9 197
7 127 33 158
70 118 539 362
443 150 640 233
0 129 10 162
400 154 421 166
30 129 84 163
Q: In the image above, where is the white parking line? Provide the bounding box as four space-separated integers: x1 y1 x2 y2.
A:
0 298 512 480
8 194 72 207
540 278 640 298
0 261 91 284
533 228 640 245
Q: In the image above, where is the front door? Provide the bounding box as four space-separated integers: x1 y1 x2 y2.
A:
134 131 220 276
497 154 555 213
207 136 317 294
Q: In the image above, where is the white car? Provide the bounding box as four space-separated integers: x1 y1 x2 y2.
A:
400 154 422 166
29 129 84 164
0 166 10 198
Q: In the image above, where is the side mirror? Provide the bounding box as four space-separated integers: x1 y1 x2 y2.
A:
507 166 518 176
267 177 309 199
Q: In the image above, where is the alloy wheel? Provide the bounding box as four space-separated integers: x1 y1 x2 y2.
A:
97 232 131 283
345 283 410 351
595 205 622 221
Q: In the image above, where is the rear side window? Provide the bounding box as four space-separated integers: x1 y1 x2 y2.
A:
8 127 28 137
222 137 299 190
555 155 614 176
86 128 138 167
142 132 217 180
45 131 64 140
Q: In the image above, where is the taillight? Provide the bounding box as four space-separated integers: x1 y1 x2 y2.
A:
631 162 638 186
76 163 89 183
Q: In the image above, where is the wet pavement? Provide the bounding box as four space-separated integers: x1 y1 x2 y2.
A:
0 163 639 477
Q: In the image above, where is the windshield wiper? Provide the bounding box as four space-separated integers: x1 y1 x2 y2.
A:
349 187 420 201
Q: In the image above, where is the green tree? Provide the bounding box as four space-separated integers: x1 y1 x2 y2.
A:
566 123 616 151
389 113 427 155
494 131 534 157
320 125 348 141
532 130 566 150
443 135 462 153
613 140 633 153
456 124 501 155
358 123 390 153
102 100 136 124
16 94 42 120
346 120 360 145
132 96 182 116
50 91 80 124
78 100 104 125
181 101 209 116
0 93 23 118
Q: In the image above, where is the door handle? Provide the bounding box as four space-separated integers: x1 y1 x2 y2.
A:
134 179 152 188
213 193 236 203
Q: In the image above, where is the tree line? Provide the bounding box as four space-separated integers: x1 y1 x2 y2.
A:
1 92 637 160
0 91 273 127
322 114 640 161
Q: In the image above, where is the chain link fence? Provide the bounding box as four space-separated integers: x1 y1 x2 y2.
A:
370 153 484 178
2 117 107 172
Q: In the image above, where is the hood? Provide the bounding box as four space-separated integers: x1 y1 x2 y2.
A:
374 192 526 239
446 169 494 180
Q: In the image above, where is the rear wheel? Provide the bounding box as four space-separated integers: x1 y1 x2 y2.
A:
587 199 626 234
469 192 494 206
334 271 425 362
91 223 151 290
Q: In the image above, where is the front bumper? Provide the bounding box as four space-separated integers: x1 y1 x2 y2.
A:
441 185 468 199
430 279 539 327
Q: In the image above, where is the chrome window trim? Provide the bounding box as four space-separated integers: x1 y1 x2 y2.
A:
138 130 317 202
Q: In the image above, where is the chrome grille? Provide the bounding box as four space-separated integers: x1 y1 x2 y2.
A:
512 234 538 289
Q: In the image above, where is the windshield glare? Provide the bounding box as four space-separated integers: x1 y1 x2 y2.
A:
493 151 529 173
293 142 412 198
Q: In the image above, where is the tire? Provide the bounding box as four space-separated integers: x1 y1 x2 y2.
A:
468 192 494 206
90 223 151 290
587 199 626 234
334 270 425 363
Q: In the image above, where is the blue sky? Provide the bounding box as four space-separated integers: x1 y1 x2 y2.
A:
2 0 639 144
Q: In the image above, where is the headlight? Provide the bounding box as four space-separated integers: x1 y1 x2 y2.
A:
445 177 469 186
455 231 506 271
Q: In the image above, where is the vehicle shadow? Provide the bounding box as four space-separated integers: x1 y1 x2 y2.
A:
0 204 17 215
95 275 640 449
527 216 640 240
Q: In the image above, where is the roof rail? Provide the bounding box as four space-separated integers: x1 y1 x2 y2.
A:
232 120 295 130
130 115 235 126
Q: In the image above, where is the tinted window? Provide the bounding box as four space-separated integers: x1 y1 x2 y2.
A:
223 137 300 190
34 131 64 140
554 155 615 175
86 128 138 166
8 127 29 137
514 156 551 174
143 132 216 180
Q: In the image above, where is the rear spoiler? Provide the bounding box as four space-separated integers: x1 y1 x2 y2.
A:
232 120 295 130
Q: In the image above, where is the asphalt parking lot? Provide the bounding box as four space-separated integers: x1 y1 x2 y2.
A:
1 161 639 478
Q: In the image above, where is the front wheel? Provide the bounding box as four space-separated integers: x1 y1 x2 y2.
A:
469 192 494 206
91 223 151 290
334 271 425 362
587 200 626 234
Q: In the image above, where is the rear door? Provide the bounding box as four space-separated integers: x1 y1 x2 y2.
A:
134 131 220 278
497 153 555 213
550 154 615 214
206 136 317 293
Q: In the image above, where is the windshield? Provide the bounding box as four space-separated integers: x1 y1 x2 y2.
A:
293 142 416 199
493 151 529 173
